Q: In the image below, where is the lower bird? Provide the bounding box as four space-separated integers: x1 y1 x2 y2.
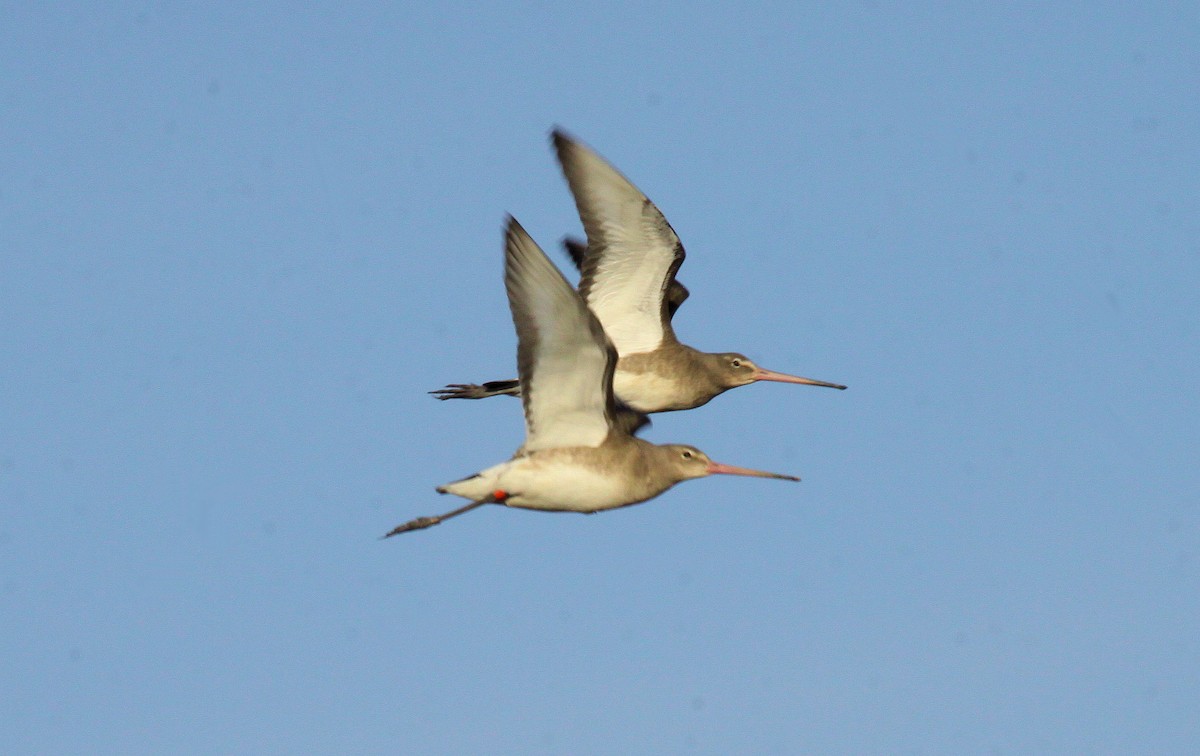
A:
384 218 799 537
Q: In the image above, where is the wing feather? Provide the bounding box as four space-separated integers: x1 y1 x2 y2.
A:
562 235 690 320
553 130 684 354
504 217 617 452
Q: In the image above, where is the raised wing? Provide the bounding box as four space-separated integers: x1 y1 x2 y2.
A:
554 130 685 355
562 236 690 320
504 217 617 452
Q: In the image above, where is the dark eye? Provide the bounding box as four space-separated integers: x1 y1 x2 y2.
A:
731 359 742 368
681 450 693 460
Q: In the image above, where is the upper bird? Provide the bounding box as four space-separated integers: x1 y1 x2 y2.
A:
385 218 798 536
432 129 845 415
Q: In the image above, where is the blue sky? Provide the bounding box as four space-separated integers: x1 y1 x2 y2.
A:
3 2 1198 753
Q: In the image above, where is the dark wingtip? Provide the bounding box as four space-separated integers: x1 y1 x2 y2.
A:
504 215 530 249
550 127 580 159
561 236 588 270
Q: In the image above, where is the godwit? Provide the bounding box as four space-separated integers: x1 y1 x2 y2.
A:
385 218 798 536
432 130 845 413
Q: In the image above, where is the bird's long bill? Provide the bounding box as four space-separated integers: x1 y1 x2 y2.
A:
753 367 847 390
707 460 800 482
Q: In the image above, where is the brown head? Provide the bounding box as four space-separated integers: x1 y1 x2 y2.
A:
657 444 800 484
704 352 847 392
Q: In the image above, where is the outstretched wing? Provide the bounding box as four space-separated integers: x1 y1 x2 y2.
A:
504 217 617 452
554 130 685 355
562 235 690 320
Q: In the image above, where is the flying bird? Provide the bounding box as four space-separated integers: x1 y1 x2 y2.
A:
385 218 798 536
431 129 844 415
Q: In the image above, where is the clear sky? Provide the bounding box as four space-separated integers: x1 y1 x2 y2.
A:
3 3 1197 753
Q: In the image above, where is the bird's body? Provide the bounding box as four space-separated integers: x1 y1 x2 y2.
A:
612 344 753 413
439 436 704 513
385 218 798 536
432 130 844 414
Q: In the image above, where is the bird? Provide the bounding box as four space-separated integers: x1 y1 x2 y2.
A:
384 217 799 536
429 236 688 404
431 129 845 416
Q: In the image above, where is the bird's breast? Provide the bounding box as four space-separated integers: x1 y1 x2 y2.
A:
495 450 665 513
612 366 691 413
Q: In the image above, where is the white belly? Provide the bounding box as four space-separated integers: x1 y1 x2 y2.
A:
439 454 648 513
611 368 683 413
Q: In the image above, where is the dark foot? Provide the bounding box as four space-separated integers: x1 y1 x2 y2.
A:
429 380 521 400
382 499 490 539
429 383 492 400
381 516 441 538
